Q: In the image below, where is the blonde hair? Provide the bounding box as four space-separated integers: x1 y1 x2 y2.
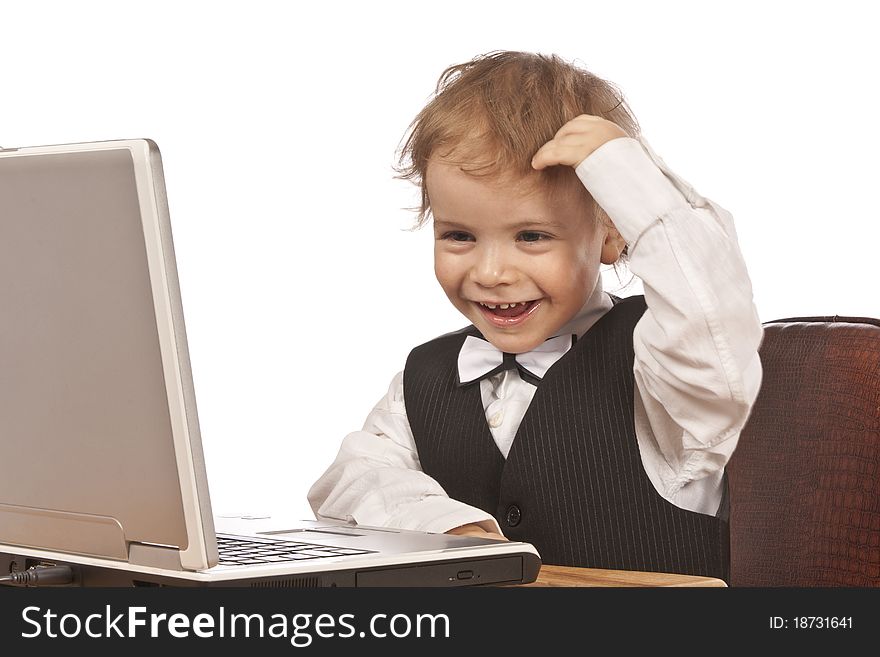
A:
395 50 641 262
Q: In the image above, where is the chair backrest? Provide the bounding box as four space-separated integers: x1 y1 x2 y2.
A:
727 315 880 586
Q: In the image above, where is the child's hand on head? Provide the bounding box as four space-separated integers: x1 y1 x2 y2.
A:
531 114 628 171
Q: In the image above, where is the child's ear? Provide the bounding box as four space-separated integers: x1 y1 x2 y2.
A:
599 224 627 265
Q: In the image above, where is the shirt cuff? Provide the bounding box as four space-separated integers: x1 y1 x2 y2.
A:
383 496 503 536
575 137 692 247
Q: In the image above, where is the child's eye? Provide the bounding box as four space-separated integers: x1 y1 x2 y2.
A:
440 231 475 242
517 231 549 243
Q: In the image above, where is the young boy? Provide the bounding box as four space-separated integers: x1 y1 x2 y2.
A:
308 51 763 580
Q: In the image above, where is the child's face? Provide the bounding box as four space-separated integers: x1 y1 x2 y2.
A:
429 159 620 354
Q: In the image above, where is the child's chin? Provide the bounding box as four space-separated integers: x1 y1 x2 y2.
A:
482 330 546 354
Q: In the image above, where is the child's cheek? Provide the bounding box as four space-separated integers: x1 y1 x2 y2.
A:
433 258 459 298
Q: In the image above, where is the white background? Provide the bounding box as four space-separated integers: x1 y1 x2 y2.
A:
3 1 877 519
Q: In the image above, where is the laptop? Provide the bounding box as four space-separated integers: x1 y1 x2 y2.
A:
0 138 541 587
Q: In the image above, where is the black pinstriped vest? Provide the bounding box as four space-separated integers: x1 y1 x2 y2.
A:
403 295 729 580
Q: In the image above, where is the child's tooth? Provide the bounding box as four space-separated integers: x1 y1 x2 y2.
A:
500 303 510 309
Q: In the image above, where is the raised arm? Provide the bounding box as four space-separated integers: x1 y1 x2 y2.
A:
535 118 763 514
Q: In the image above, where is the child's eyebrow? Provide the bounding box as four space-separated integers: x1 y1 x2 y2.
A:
433 218 564 230
507 219 565 230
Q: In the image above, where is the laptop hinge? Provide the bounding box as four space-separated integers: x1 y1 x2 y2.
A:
128 543 184 571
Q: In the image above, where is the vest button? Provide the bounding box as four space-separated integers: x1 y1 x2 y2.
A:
505 504 522 527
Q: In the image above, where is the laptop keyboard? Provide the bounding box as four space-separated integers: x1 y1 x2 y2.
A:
216 533 375 566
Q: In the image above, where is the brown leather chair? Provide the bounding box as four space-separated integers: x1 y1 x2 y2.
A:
727 315 880 586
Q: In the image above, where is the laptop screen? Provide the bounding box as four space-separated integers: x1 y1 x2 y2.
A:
0 145 197 561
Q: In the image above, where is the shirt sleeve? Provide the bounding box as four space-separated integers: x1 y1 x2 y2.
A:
306 370 503 534
576 136 764 515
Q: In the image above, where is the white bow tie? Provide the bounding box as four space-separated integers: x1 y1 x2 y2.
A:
457 334 576 387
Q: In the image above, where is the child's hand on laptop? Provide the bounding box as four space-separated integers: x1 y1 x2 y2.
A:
446 523 508 541
531 113 628 171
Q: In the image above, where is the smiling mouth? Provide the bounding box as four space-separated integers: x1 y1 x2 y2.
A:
474 299 541 323
477 300 532 315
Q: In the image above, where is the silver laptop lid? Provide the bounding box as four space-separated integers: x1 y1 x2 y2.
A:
0 139 217 570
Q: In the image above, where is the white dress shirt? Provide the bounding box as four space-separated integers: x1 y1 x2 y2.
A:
307 135 764 536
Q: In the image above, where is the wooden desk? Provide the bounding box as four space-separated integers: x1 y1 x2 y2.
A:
522 564 727 587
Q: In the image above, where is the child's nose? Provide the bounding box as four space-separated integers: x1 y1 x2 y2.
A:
469 245 517 287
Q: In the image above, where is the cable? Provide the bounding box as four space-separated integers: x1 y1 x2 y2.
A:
0 565 74 586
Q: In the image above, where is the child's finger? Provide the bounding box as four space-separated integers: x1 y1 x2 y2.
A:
530 143 556 170
531 142 589 170
553 114 600 138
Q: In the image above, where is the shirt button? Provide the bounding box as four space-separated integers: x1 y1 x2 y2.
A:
505 504 522 527
488 412 503 428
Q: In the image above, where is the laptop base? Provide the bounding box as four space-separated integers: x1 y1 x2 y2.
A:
0 550 539 587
